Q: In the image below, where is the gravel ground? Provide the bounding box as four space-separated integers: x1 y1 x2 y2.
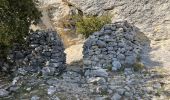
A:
1 39 170 100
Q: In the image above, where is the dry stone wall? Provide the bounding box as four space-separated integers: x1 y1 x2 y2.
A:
6 31 66 76
83 21 142 75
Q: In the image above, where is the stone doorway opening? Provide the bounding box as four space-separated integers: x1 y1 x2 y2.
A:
65 44 84 65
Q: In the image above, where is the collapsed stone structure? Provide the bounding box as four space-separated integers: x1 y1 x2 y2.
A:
83 21 142 76
7 31 66 76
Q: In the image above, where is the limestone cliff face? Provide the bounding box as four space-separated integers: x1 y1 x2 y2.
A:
66 0 170 40
37 0 83 48
37 0 170 44
37 0 70 29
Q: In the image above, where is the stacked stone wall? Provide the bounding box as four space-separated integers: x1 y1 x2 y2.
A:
83 21 142 76
5 31 66 76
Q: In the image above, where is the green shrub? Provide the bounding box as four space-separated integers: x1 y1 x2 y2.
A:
75 15 111 38
58 14 111 38
0 0 41 60
105 64 112 72
57 15 76 29
133 55 144 71
133 62 144 71
100 90 109 96
0 0 41 74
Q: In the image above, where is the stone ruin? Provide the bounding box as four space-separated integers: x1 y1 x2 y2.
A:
7 31 66 76
83 21 142 77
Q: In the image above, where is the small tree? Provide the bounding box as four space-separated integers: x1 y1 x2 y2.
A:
75 15 111 38
0 0 41 59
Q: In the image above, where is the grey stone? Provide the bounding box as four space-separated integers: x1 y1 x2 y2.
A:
17 68 27 75
95 96 105 100
153 82 161 89
42 67 55 76
50 62 62 68
104 30 112 34
9 86 20 92
117 54 125 60
44 51 52 57
124 91 133 97
85 68 108 77
104 35 110 39
95 85 108 94
87 77 106 85
46 79 59 85
93 32 102 36
125 34 134 40
47 86 57 95
111 26 116 31
0 89 9 97
12 77 20 85
124 86 131 91
112 61 122 71
108 47 114 51
31 95 40 100
125 55 137 65
119 48 126 53
97 40 106 48
95 50 101 55
26 87 32 91
15 51 24 59
83 60 92 65
116 88 126 95
111 93 122 100
124 68 133 75
51 96 60 100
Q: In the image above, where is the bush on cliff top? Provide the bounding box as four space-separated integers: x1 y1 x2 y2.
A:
75 15 111 38
59 14 111 38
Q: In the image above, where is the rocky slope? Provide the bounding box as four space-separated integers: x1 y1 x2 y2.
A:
1 64 170 100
